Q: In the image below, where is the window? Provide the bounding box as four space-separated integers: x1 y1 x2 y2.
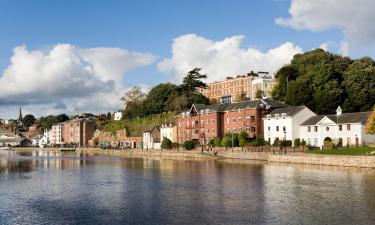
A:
276 126 279 132
207 129 209 133
307 126 311 132
339 125 342 131
201 120 204 125
283 126 286 132
232 118 236 123
347 124 351 130
314 138 318 146
212 119 215 124
250 116 255 121
314 126 318 132
268 126 270 131
212 128 215 133
226 118 229 123
308 138 311 145
238 117 242 122
251 127 256 132
326 127 329 131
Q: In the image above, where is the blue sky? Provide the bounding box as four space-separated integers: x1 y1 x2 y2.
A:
0 0 373 118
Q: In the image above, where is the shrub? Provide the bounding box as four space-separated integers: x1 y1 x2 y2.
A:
239 138 248 147
273 138 280 146
324 140 334 149
182 140 195 150
213 137 222 147
279 140 292 146
161 137 172 149
239 131 248 140
294 138 301 147
255 136 265 146
301 139 306 147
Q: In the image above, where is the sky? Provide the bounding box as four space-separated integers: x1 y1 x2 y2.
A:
1 0 375 118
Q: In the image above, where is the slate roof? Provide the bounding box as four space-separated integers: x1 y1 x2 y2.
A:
190 99 288 114
269 105 307 116
300 112 371 126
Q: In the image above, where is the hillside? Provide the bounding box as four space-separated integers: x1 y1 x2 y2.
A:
99 112 176 137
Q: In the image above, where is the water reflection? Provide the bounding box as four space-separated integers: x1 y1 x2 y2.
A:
0 150 375 225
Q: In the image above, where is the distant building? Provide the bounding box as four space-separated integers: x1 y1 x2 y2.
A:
62 118 96 147
114 110 123 121
143 126 161 149
39 129 51 146
299 106 375 148
51 123 64 145
197 71 275 103
160 123 177 143
263 106 316 146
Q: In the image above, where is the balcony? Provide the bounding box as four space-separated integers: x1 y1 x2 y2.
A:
186 124 205 129
244 120 256 126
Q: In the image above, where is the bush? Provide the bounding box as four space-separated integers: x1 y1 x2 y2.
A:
213 137 222 147
239 138 248 147
182 140 195 150
324 140 334 149
239 131 248 140
255 136 265 146
161 137 172 149
294 138 301 147
273 138 280 146
301 139 306 147
279 140 292 146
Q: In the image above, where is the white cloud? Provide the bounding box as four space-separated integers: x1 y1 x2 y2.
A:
319 43 329 51
158 34 302 82
0 44 157 118
275 0 375 55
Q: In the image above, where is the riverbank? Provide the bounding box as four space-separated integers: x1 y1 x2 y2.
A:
9 147 375 168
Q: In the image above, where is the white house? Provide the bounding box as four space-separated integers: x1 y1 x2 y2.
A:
114 110 123 121
299 106 375 148
264 106 316 146
143 130 152 150
39 129 51 147
51 123 64 145
160 123 177 143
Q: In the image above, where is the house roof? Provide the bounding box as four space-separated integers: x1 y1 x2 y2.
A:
300 112 371 126
187 99 288 115
269 105 307 117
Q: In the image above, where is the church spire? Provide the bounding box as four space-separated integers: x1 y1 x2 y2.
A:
18 107 23 124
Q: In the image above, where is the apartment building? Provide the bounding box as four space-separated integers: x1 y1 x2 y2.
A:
51 123 64 145
176 98 287 144
62 118 96 147
197 71 275 103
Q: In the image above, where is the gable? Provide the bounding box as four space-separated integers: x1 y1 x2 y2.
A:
317 116 336 125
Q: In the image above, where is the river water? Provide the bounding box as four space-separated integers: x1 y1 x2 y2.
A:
0 150 374 225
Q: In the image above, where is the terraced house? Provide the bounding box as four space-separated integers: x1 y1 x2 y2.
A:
176 98 287 144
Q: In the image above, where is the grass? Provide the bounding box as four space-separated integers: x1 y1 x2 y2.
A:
306 147 375 156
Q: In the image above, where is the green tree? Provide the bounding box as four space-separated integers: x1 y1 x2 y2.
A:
294 138 301 147
221 136 232 148
255 90 264 99
365 105 375 134
213 137 222 147
181 68 207 95
239 138 248 148
255 136 265 146
342 57 375 112
22 114 36 128
301 139 307 147
161 137 172 149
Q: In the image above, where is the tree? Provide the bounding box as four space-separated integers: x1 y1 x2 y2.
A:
121 86 146 107
213 137 222 147
221 135 232 148
365 105 375 134
301 139 307 147
294 138 301 147
161 137 172 149
239 131 248 140
56 114 69 123
22 114 36 128
255 90 264 99
239 138 248 148
181 68 207 95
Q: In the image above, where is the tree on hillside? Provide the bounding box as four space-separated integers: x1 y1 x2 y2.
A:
365 105 375 134
271 49 375 114
38 114 69 129
181 68 207 95
22 114 36 128
121 86 146 106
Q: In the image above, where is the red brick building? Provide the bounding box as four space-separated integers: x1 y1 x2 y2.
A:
176 98 287 144
62 118 96 147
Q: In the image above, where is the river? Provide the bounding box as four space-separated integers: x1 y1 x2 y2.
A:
0 150 374 225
